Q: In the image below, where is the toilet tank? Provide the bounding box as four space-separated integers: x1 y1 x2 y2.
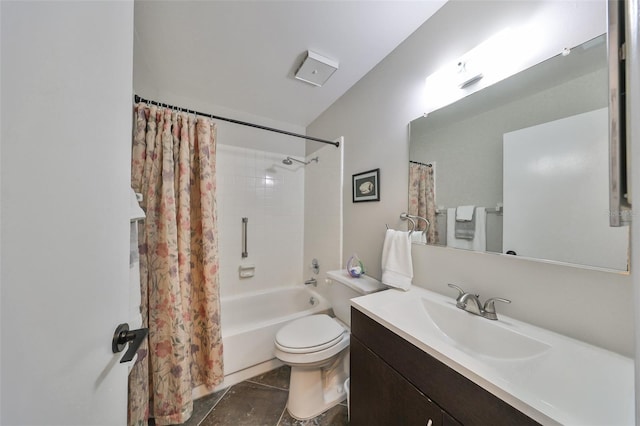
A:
325 270 386 327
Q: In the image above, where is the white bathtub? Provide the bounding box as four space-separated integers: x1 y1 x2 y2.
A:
221 286 331 375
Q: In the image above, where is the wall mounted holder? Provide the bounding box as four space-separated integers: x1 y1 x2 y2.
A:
239 264 255 279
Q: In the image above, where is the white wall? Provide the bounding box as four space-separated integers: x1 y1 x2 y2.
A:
1 1 134 423
303 140 344 289
308 0 634 356
217 144 305 297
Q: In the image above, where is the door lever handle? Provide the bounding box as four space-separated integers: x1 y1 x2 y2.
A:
112 323 148 363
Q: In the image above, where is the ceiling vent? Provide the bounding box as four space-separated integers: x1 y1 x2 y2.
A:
294 50 339 87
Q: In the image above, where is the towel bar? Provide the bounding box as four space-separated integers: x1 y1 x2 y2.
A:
386 218 415 237
435 205 504 215
401 213 430 234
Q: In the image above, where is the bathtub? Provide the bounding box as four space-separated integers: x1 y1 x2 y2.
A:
221 286 331 375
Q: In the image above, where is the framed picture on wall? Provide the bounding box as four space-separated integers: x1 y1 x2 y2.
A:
352 168 380 202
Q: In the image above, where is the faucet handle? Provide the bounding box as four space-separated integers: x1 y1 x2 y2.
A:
482 297 511 320
447 283 465 299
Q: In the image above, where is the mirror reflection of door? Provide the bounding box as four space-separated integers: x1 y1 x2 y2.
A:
503 108 628 270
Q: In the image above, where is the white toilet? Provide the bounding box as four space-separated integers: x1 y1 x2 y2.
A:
274 270 385 420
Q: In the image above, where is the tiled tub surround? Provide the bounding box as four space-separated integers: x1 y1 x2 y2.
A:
213 145 334 393
216 144 305 298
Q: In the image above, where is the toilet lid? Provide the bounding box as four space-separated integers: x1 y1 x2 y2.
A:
275 314 345 352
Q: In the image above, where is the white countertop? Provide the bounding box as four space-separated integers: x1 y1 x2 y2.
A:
350 286 634 426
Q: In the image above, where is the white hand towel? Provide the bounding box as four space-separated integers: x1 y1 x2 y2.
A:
446 207 486 252
456 205 475 221
381 229 413 291
410 231 427 244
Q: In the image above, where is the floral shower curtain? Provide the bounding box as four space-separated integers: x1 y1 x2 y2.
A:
128 104 223 425
408 162 438 244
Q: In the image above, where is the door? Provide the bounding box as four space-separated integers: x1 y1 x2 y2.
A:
1 1 135 424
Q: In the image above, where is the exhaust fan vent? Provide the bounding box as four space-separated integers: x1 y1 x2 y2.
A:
294 50 339 87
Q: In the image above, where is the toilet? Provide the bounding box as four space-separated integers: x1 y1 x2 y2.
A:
274 270 385 420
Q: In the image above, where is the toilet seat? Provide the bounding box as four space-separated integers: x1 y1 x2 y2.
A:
275 314 346 354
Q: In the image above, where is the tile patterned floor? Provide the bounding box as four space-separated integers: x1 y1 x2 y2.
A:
175 366 349 426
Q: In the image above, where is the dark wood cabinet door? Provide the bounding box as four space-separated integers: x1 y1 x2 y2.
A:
351 336 443 426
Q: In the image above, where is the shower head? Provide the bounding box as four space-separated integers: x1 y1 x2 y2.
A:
282 156 318 166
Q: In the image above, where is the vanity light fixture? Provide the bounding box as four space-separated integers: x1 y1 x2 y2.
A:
456 60 484 88
424 25 544 113
295 50 339 87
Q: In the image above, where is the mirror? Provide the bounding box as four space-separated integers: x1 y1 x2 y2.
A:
409 34 629 272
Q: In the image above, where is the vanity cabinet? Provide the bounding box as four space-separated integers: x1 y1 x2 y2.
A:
350 308 540 426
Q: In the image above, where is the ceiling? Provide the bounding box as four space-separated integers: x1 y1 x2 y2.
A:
134 1 447 128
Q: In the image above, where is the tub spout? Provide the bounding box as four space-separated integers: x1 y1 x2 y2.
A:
305 277 318 287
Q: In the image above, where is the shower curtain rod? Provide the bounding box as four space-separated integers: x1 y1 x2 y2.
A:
134 95 340 148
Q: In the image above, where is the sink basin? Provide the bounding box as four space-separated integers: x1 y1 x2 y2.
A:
421 298 551 360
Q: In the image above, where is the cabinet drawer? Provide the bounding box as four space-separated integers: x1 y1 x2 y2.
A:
351 307 539 426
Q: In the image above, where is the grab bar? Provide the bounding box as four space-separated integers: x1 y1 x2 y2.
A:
435 205 503 215
386 213 429 238
241 217 248 258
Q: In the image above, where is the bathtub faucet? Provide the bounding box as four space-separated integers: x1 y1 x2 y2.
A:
304 277 317 287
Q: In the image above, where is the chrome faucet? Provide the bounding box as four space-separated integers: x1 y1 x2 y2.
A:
304 277 318 287
447 284 511 320
456 291 483 315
